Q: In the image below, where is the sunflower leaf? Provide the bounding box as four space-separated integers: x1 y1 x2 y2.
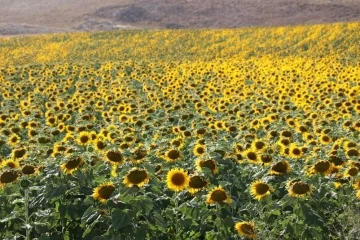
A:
111 209 135 230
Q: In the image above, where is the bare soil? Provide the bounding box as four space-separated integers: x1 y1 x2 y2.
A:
0 0 360 36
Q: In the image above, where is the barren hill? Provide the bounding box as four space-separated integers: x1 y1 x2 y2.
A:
0 0 360 36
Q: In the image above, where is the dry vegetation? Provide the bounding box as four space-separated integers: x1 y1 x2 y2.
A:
1 0 360 36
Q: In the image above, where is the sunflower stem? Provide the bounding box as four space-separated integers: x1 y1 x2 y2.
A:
174 191 180 239
24 188 30 240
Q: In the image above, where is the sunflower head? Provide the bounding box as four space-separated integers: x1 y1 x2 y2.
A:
313 160 332 175
106 150 124 165
77 132 91 146
164 149 181 162
60 156 83 174
188 175 208 194
250 180 273 201
288 181 312 198
270 161 291 175
166 168 189 192
0 170 19 187
193 144 206 157
206 186 232 204
235 221 256 239
92 182 116 203
196 159 218 174
123 168 149 188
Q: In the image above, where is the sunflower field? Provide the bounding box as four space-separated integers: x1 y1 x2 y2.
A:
0 22 360 239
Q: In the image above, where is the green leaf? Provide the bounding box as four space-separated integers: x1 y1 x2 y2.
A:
112 209 135 230
205 230 219 240
153 212 167 232
45 185 67 199
81 206 100 224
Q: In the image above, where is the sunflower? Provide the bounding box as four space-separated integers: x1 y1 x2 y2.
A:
243 149 260 164
260 154 273 166
196 159 218 174
288 181 312 198
234 221 256 239
164 149 181 162
92 182 115 203
206 186 232 204
193 144 206 157
77 132 91 146
344 167 358 177
131 145 148 164
2 160 20 169
288 143 303 159
313 160 333 175
21 165 37 175
250 180 273 200
346 149 359 158
93 138 107 152
60 157 83 174
188 175 208 194
353 179 360 190
169 137 185 149
0 170 19 187
123 168 149 187
320 134 332 145
105 150 124 165
270 161 291 175
166 168 189 192
8 133 20 146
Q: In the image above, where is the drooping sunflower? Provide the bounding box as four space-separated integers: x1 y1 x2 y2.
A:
92 182 115 203
123 168 149 188
193 144 206 157
234 221 256 239
105 150 124 165
270 160 291 175
60 157 83 174
166 168 189 192
250 180 274 201
188 175 208 194
312 160 333 175
196 159 218 174
21 165 37 175
0 170 19 187
77 131 91 146
344 167 359 177
206 186 232 204
288 181 312 198
163 149 181 162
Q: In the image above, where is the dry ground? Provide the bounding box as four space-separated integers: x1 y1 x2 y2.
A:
0 0 360 36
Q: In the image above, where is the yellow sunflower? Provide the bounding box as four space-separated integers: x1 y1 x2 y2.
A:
166 168 189 192
92 182 115 203
288 143 303 159
235 221 256 239
8 133 20 146
352 179 360 190
163 149 181 162
288 181 312 198
123 168 149 188
60 157 83 174
206 186 232 204
250 180 273 201
312 160 333 175
193 144 206 157
77 131 91 146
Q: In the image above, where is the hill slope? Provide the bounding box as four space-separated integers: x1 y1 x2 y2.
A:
0 0 360 35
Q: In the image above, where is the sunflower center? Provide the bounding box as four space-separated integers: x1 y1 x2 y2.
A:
80 136 89 143
347 167 358 176
14 149 26 158
292 148 301 155
172 140 181 147
261 155 272 163
247 152 257 161
171 173 185 186
196 147 205 154
292 182 310 195
22 165 36 175
210 189 227 202
6 162 17 168
127 170 148 184
255 142 265 150
241 224 255 235
167 150 180 160
347 149 359 157
98 185 115 199
197 128 206 135
0 171 18 184
272 162 287 173
255 183 269 195
65 158 82 169
134 150 147 160
189 176 207 188
97 141 106 150
314 161 330 172
107 151 123 162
